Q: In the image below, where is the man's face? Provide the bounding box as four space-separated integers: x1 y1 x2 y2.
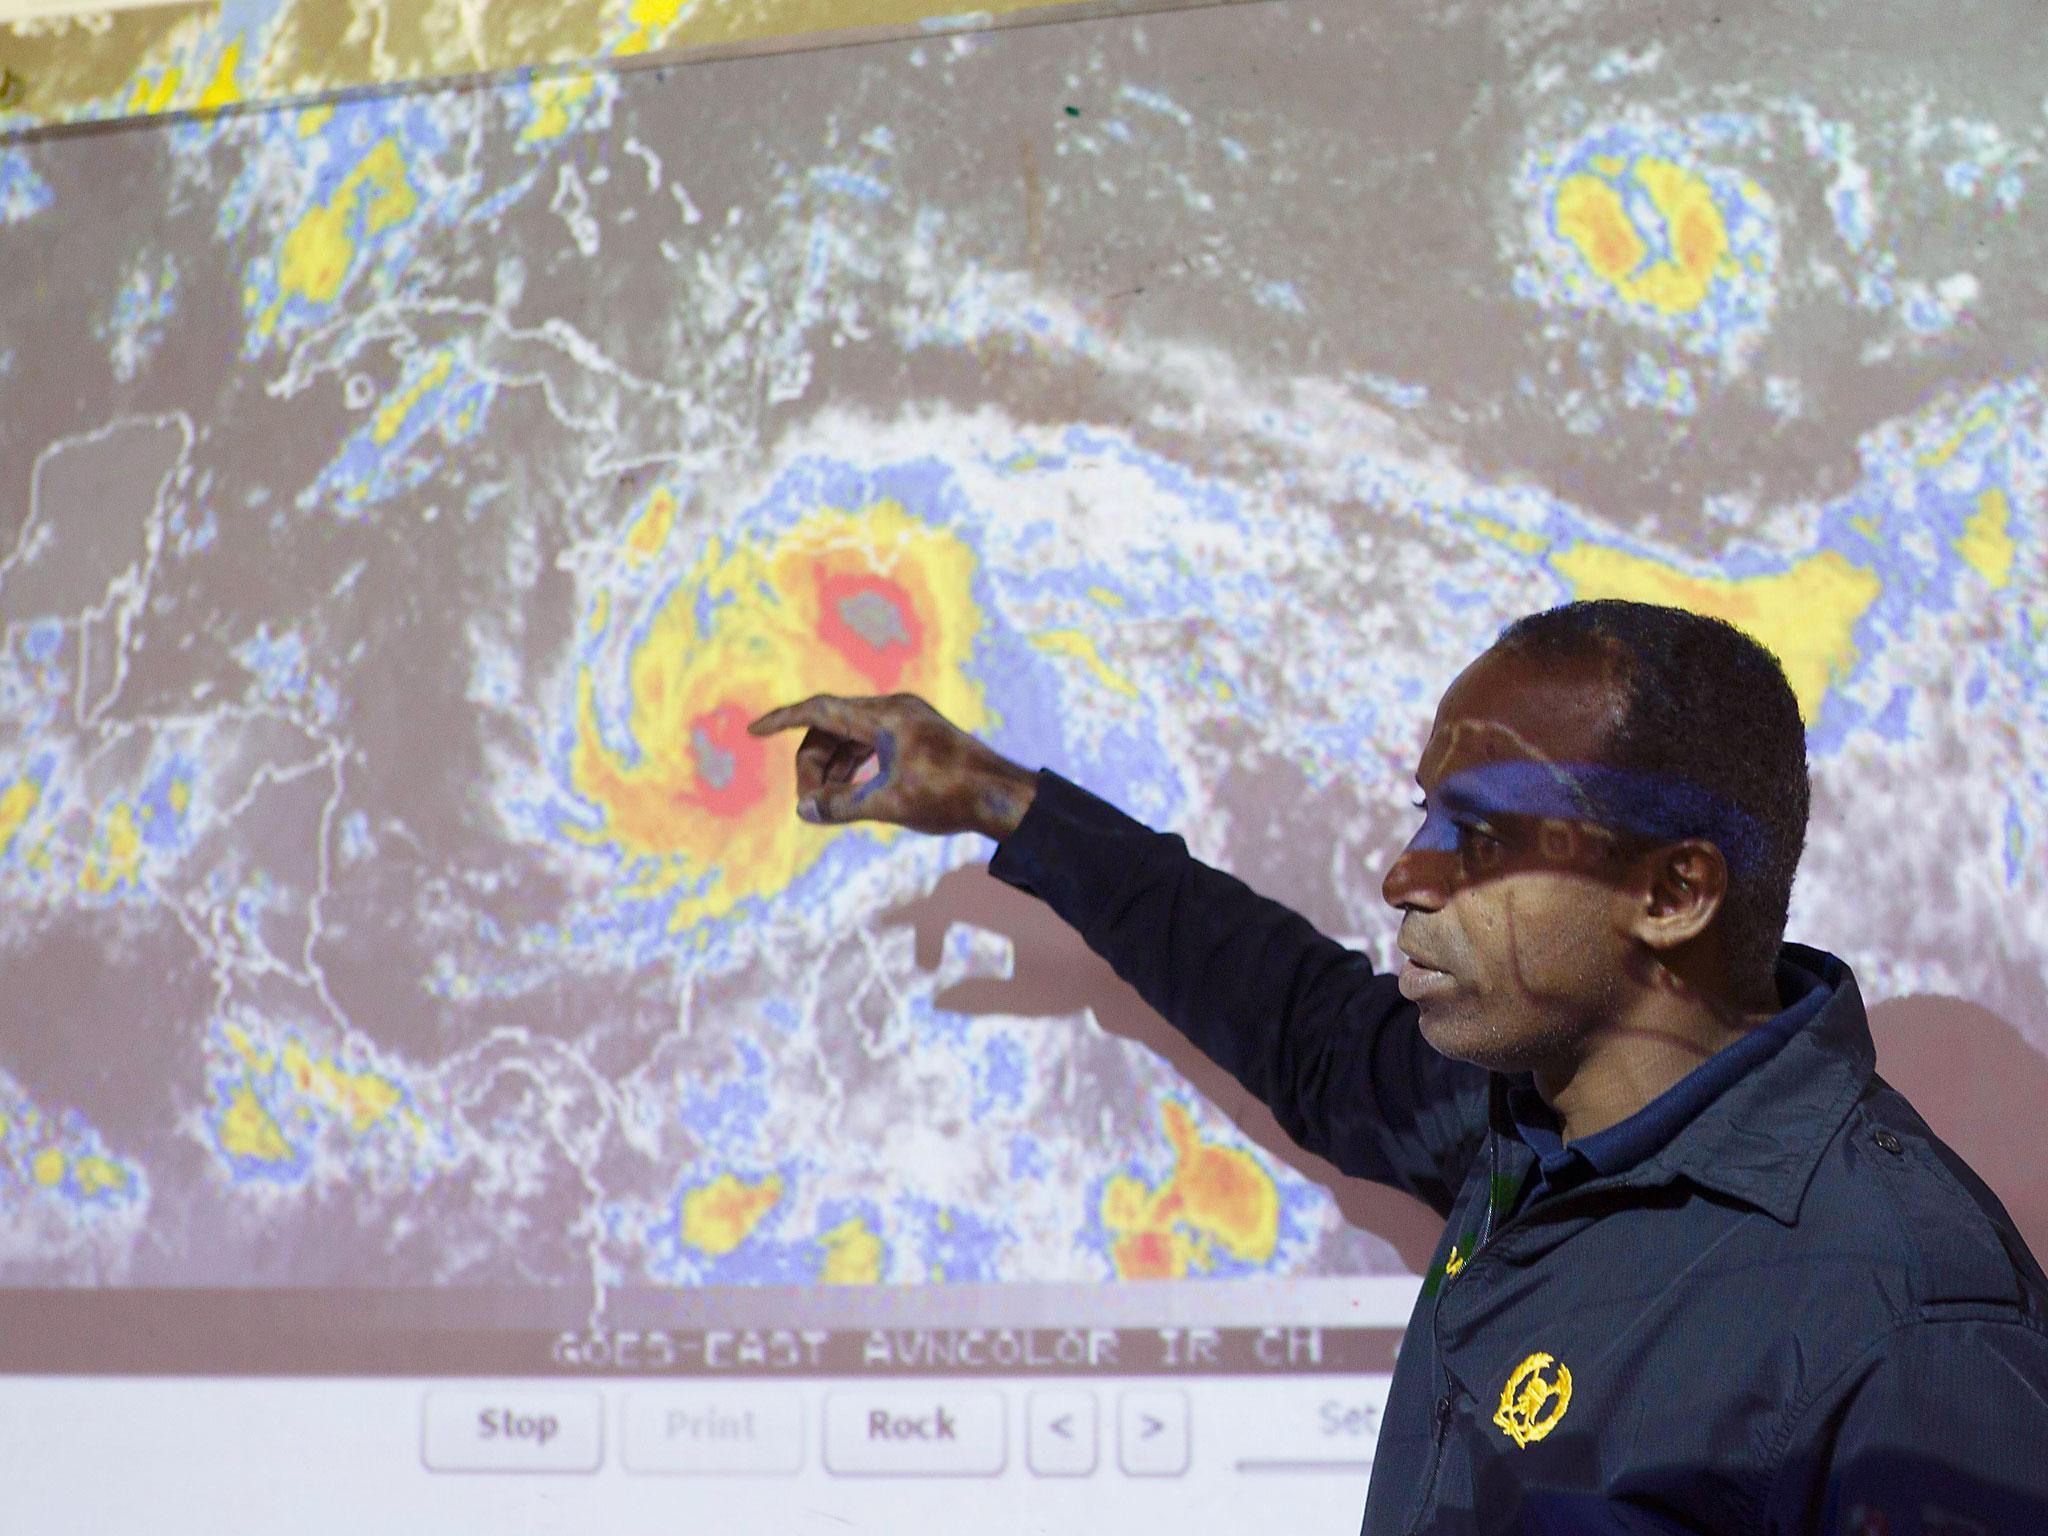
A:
1382 644 1654 1072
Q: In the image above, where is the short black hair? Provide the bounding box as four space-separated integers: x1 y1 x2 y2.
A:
1493 599 1810 988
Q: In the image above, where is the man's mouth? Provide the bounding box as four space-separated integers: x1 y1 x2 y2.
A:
1397 951 1458 1003
1397 939 1451 976
1398 959 1457 1002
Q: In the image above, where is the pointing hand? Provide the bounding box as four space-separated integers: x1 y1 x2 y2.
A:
746 692 1039 840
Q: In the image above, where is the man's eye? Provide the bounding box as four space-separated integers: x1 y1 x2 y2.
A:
1412 799 1497 842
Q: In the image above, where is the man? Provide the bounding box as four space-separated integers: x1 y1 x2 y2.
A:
750 599 2048 1534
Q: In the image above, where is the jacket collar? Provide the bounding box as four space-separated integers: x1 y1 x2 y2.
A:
1628 943 1875 1225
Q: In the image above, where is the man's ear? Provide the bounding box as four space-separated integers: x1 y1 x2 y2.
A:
1630 838 1730 951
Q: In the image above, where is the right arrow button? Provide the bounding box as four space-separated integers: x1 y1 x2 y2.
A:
1118 1389 1190 1477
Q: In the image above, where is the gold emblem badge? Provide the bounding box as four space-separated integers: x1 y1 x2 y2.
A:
1494 1351 1573 1448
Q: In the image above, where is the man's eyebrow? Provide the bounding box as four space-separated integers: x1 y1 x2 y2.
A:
1430 779 1486 813
1426 765 1544 817
1409 775 1484 813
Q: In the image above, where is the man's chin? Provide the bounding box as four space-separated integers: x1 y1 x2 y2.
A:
1415 1002 1527 1073
1414 1001 1477 1060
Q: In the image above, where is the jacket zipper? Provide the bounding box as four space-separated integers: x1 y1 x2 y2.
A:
1404 1386 1458 1536
1480 1124 1501 1250
1406 1098 1507 1535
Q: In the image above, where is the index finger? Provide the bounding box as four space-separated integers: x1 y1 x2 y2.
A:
747 694 879 741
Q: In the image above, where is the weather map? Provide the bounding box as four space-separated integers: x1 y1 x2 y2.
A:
1 0 2044 1315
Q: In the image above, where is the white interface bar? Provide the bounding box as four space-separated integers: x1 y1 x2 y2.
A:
0 1374 1394 1535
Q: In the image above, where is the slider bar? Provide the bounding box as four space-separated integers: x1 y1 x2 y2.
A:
1234 1459 1373 1474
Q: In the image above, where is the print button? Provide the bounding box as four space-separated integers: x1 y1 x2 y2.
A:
822 1389 1006 1476
623 1387 804 1474
422 1390 603 1473
1118 1389 1190 1476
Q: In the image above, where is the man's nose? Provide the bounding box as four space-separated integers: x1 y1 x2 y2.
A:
1381 840 1451 913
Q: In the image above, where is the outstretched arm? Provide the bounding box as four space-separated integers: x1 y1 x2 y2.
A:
750 692 1490 1212
986 766 1487 1210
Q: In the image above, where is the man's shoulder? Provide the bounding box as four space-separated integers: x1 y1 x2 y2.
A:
1761 1098 2048 1531
1800 1076 2047 1323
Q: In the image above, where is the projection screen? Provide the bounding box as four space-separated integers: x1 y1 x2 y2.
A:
2 0 2044 1529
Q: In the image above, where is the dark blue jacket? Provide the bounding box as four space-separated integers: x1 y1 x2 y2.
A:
989 771 2048 1535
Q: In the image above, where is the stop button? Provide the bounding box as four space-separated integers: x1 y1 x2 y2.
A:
422 1389 603 1473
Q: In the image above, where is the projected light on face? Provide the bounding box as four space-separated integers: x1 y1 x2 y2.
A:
1401 758 1762 880
1384 648 1764 1068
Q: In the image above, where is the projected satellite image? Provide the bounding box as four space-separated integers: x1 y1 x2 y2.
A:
1 0 2042 1304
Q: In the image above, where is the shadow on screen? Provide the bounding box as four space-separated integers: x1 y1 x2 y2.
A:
882 866 2048 1282
881 864 1450 1276
1867 992 2048 1266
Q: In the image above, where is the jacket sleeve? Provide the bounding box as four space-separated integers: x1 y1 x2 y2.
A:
1777 1316 2048 1535
987 768 1490 1214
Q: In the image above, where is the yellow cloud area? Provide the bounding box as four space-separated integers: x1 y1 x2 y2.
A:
820 1215 885 1284
126 34 243 118
606 0 1092 58
570 499 991 931
0 1107 133 1201
371 350 455 445
11 0 1145 134
1958 488 2015 588
1918 403 2002 469
29 1147 124 1193
1101 1101 1279 1280
260 138 418 335
1550 544 1882 723
0 777 39 860
1029 628 1140 699
219 1082 295 1164
521 70 600 143
72 1154 130 1195
625 488 679 563
1465 515 1548 556
681 1172 784 1255
279 1042 404 1134
614 0 693 55
78 803 143 896
1554 157 1734 316
214 1023 407 1163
